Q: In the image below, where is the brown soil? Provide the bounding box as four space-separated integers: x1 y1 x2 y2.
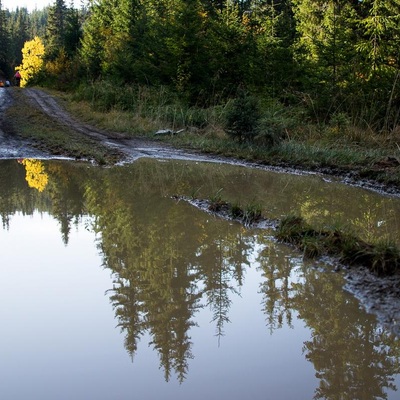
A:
2 87 400 336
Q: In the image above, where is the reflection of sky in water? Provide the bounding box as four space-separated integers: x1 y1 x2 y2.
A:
0 212 319 399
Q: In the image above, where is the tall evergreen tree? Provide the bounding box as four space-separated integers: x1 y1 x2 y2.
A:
79 0 116 78
292 0 357 83
0 0 10 77
6 7 29 69
102 0 144 81
29 8 49 39
46 0 67 59
356 0 400 75
354 0 400 130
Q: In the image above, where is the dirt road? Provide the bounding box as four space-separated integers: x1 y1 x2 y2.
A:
0 87 224 164
0 89 51 158
2 87 400 198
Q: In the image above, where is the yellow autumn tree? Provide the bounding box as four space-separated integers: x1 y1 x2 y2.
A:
21 159 49 192
16 37 45 87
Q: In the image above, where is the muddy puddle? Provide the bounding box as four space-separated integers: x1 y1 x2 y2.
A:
1 158 400 400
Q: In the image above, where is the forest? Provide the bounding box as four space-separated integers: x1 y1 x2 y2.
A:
2 0 400 139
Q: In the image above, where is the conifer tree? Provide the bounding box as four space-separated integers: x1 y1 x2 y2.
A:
0 0 10 77
292 0 356 84
46 0 67 59
356 0 400 76
79 0 115 78
6 7 29 70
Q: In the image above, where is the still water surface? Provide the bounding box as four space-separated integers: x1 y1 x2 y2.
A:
1 158 400 400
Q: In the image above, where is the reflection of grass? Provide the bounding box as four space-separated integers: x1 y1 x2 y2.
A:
189 195 400 276
5 90 123 165
207 195 263 226
276 215 400 276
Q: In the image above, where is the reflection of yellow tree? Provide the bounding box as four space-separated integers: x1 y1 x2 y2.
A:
22 159 49 192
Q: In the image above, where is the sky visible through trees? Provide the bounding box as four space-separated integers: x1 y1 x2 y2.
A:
3 0 81 12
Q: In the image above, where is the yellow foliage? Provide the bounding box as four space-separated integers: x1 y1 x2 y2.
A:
16 36 45 87
21 159 49 192
242 13 251 27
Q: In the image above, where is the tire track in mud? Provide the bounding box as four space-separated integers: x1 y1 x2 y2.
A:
24 88 126 141
0 88 49 158
22 88 223 163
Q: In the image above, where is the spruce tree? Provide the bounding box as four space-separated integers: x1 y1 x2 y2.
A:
6 7 29 70
46 0 67 59
0 0 10 77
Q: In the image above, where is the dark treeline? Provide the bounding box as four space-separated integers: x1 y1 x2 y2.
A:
3 0 400 132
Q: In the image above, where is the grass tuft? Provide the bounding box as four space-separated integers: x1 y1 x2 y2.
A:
276 215 400 276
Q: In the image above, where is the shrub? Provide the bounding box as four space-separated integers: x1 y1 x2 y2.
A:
224 90 261 143
256 102 298 147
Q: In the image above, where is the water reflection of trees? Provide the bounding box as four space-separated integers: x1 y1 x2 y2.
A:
298 270 400 400
258 248 400 400
0 160 87 243
2 159 400 394
85 171 251 381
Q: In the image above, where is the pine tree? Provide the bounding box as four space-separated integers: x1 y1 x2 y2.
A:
6 7 29 70
0 0 10 77
356 0 400 76
292 0 356 84
79 0 116 78
354 0 400 130
46 0 67 59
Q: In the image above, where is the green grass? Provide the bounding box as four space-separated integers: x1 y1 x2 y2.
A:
276 215 400 276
